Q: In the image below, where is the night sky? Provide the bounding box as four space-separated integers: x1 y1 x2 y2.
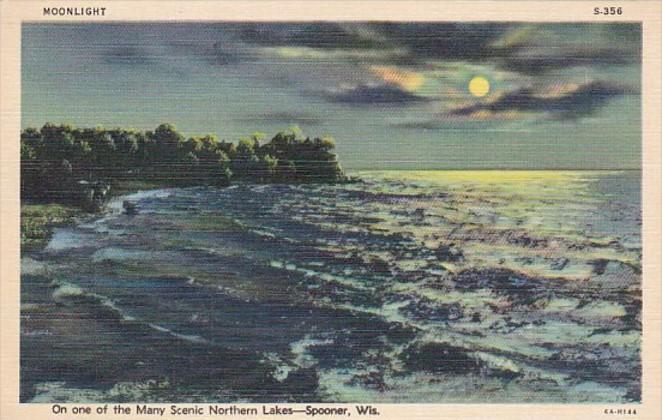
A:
22 23 641 170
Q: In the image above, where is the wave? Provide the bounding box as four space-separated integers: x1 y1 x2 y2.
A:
50 279 137 322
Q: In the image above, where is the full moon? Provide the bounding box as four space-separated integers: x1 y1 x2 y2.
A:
468 76 490 97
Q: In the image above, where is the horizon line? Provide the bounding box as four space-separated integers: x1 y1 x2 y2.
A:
345 168 642 171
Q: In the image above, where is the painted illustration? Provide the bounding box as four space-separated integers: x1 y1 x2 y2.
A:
20 23 641 403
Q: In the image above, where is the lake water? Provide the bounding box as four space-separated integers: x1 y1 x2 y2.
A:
21 170 642 403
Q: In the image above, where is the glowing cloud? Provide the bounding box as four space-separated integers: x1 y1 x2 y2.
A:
369 65 425 92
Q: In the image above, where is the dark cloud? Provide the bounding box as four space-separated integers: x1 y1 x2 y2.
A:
373 23 640 74
394 80 635 128
234 22 640 75
236 22 511 59
97 23 640 76
455 81 632 119
322 83 429 106
237 112 324 126
159 23 256 65
393 120 449 130
164 40 249 66
98 23 255 67
372 23 514 61
500 47 636 75
236 23 385 50
101 42 248 73
102 46 154 65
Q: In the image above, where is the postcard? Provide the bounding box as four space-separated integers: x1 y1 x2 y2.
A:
1 1 660 419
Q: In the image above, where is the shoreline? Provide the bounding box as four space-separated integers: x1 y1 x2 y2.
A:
21 174 358 254
21 168 632 253
19 186 318 402
21 179 203 254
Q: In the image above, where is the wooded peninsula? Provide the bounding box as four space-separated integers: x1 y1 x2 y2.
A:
20 123 346 249
21 123 346 211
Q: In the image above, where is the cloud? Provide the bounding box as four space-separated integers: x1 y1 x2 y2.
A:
236 23 524 64
393 120 452 130
188 41 248 65
374 23 640 75
500 47 636 75
237 22 513 64
236 23 387 50
393 80 634 128
394 112 521 130
234 23 640 76
369 66 425 91
101 41 250 69
264 46 407 63
449 81 633 119
160 37 255 66
321 83 430 106
372 23 513 61
99 23 641 79
237 112 324 126
102 46 154 65
97 23 257 68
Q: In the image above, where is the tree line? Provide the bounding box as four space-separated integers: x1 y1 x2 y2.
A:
21 123 346 210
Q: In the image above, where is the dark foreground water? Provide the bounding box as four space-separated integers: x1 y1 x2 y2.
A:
21 171 641 403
